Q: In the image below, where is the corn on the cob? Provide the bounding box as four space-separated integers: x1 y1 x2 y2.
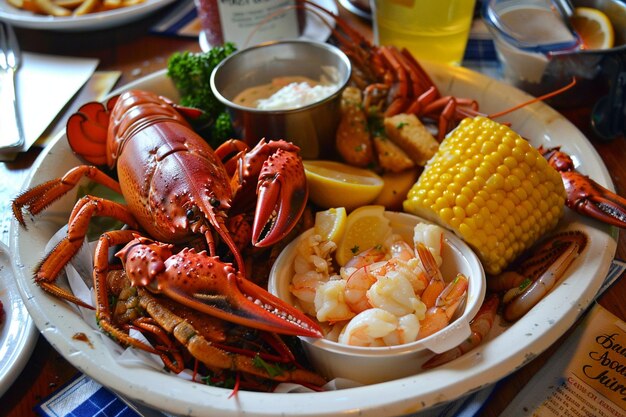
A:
403 116 566 275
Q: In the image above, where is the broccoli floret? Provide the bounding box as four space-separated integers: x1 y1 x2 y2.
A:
166 44 237 144
210 111 235 146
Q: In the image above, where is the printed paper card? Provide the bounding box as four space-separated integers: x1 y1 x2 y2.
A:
503 302 626 417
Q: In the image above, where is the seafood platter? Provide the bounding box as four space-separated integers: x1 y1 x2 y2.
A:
8 4 623 416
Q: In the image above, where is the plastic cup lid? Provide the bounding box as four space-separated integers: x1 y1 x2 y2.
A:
483 0 581 54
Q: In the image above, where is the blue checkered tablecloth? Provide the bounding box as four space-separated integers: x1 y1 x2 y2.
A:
36 376 140 417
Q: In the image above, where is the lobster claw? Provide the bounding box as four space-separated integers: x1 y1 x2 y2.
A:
562 171 626 228
253 147 308 246
117 238 322 338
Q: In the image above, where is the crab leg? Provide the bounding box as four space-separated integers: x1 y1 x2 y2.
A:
503 241 581 321
540 146 626 228
138 289 327 386
561 170 626 228
494 231 588 322
116 237 323 338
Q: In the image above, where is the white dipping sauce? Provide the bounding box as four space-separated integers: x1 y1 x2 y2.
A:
257 82 339 110
233 76 339 110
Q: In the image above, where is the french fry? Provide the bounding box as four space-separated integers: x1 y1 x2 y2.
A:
33 0 71 16
100 0 121 9
21 0 40 12
54 0 87 9
7 0 24 8
122 0 144 6
73 0 99 15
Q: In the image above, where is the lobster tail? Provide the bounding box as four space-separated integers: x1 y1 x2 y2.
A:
66 99 115 167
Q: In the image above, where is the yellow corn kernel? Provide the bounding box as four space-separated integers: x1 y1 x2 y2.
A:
403 116 566 275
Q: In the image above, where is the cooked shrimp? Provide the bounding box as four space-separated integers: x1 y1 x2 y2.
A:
314 279 355 322
338 308 395 346
290 232 337 314
383 313 420 346
386 237 414 261
367 273 424 317
378 257 429 296
417 242 446 308
344 263 382 313
338 308 420 347
291 270 326 308
417 274 469 340
319 320 347 342
344 246 388 269
413 223 444 266
422 293 499 369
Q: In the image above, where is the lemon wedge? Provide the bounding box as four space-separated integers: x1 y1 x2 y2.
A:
314 207 347 244
303 160 384 210
372 169 420 210
336 205 391 266
571 7 614 50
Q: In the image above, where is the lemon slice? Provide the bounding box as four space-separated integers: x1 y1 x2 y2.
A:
336 205 391 266
314 207 347 244
303 160 384 210
571 7 614 50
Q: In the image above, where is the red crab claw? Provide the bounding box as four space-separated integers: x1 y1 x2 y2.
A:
117 237 322 338
253 146 308 246
225 139 308 247
539 146 626 228
561 171 626 228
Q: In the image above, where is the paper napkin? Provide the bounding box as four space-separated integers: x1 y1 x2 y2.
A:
0 53 99 161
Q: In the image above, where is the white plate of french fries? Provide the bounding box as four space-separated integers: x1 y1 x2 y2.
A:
0 0 177 30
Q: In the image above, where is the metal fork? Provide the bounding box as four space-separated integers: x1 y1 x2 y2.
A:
0 21 24 151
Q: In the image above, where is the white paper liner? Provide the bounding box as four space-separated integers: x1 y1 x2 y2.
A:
46 226 354 391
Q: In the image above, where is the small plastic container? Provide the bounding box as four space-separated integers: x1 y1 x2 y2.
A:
483 0 581 86
484 0 580 54
483 0 626 139
268 211 486 385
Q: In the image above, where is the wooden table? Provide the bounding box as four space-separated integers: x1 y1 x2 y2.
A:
1 2 624 416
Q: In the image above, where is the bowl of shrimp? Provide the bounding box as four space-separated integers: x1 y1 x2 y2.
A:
268 210 486 384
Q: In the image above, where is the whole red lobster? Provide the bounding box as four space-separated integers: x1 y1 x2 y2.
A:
12 90 322 356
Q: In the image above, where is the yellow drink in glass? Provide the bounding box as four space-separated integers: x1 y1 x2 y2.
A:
372 0 476 65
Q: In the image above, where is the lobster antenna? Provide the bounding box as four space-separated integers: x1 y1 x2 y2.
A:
488 77 577 119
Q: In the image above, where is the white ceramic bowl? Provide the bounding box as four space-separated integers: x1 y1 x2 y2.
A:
269 211 486 384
